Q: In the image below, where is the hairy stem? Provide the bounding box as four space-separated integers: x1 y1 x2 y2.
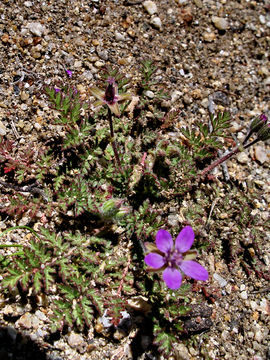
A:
199 146 240 178
107 107 123 172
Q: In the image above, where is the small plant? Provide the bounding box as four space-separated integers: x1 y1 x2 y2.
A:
0 64 269 358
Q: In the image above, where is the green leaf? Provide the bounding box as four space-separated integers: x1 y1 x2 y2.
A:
81 296 94 326
43 266 55 292
2 268 23 289
154 326 176 356
33 271 42 293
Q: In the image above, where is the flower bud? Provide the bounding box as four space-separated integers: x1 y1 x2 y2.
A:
104 83 116 105
257 123 270 141
249 114 268 133
100 198 122 215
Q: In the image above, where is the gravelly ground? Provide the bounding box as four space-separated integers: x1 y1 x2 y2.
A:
0 1 269 359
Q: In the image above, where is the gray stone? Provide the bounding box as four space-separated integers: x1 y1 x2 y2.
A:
67 332 85 349
213 273 228 287
167 214 179 227
254 145 267 164
115 31 126 42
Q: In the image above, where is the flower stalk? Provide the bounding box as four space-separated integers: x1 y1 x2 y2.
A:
89 77 132 172
108 107 122 172
200 114 269 178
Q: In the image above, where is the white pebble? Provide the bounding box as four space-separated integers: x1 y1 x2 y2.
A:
34 122 42 131
145 90 155 99
240 284 245 291
150 16 162 30
143 1 157 15
21 104 28 111
259 15 266 25
26 22 46 37
115 31 126 42
240 290 248 300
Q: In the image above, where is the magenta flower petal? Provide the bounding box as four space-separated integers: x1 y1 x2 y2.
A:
175 226 194 253
163 267 182 290
144 253 165 269
156 229 173 253
180 260 209 281
66 69 72 78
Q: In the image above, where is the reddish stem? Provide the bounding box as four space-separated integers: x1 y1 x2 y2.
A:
199 146 240 178
108 107 123 172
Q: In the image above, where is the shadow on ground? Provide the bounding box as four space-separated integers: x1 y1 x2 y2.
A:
0 325 48 360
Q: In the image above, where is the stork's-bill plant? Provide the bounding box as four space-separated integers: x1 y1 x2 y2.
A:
0 63 269 357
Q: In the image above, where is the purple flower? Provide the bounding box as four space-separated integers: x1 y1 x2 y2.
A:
259 114 268 122
89 77 131 117
144 226 208 290
66 69 72 78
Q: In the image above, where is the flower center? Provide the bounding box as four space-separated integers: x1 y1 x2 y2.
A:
165 249 183 268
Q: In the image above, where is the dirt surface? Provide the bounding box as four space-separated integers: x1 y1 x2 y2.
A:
0 1 269 359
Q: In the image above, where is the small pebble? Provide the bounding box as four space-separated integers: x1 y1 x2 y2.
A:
171 90 182 103
175 0 188 4
254 145 267 164
143 1 157 16
26 22 46 37
35 310 47 321
21 104 28 111
145 90 155 99
254 329 263 343
67 332 85 348
34 122 42 131
174 343 190 360
167 214 179 227
16 312 33 329
203 32 216 42
212 16 228 30
259 15 266 25
0 120 7 135
74 60 82 68
213 273 228 287
115 31 126 42
237 152 249 164
240 290 248 300
150 16 162 30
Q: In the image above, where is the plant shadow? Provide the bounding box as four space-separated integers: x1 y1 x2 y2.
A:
0 325 50 360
